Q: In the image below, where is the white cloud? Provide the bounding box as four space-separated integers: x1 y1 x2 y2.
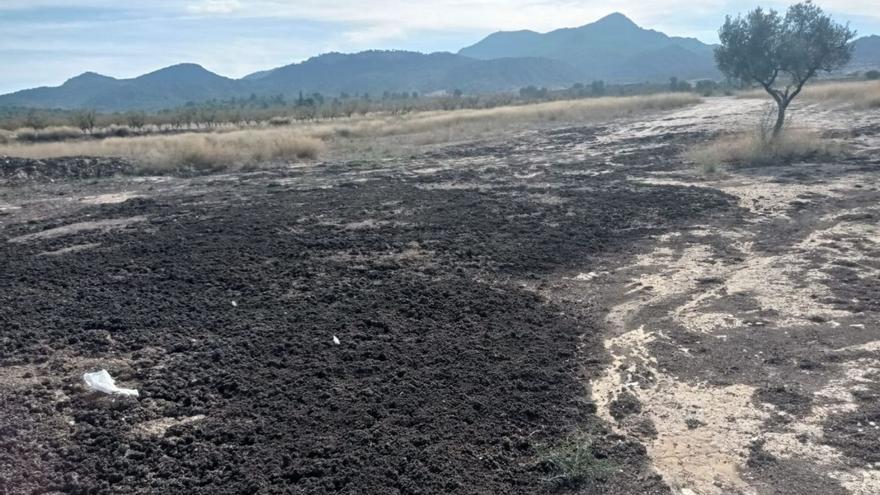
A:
171 0 878 34
186 0 242 15
343 24 408 45
0 1 875 34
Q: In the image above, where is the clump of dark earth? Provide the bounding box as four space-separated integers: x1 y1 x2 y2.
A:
685 418 706 430
746 440 778 469
609 391 642 421
823 379 880 466
0 130 735 493
823 265 880 314
745 440 848 495
0 156 135 183
621 416 657 439
754 382 813 416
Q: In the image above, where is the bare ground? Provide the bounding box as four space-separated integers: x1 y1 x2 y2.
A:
1 97 879 494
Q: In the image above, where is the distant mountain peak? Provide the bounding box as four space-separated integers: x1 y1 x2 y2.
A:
459 14 720 82
64 71 114 85
592 12 639 29
135 63 231 84
146 63 211 75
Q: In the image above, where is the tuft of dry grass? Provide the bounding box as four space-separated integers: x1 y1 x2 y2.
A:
737 80 880 109
0 128 324 172
91 124 134 139
14 126 83 143
0 93 698 172
799 80 880 108
686 128 844 171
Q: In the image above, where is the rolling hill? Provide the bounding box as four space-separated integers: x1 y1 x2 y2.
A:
0 52 584 112
0 64 243 112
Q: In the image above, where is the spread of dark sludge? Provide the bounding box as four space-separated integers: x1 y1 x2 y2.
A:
0 141 734 494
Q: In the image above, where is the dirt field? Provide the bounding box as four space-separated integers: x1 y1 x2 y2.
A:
1 97 878 494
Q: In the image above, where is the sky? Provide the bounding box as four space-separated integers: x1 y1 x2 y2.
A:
1 0 878 94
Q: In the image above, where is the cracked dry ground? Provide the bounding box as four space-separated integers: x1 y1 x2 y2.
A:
1 98 879 494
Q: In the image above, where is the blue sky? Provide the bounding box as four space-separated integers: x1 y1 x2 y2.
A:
1 0 878 94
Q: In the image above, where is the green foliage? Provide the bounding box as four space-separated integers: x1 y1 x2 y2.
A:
867 70 880 80
536 431 615 487
715 1 856 135
125 111 147 128
695 79 720 95
519 85 548 99
669 77 693 92
72 109 97 132
24 109 46 130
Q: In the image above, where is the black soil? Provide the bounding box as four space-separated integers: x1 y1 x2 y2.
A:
0 156 134 182
0 128 733 494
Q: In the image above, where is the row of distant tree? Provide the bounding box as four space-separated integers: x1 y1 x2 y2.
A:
0 79 711 132
518 77 729 101
520 68 879 103
0 90 515 132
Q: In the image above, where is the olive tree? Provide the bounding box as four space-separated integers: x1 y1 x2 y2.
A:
715 2 855 137
72 109 97 132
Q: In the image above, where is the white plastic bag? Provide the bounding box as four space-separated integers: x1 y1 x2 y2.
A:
83 369 140 397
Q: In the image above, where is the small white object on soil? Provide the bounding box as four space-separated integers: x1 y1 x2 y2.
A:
83 369 139 397
332 335 341 345
231 300 238 307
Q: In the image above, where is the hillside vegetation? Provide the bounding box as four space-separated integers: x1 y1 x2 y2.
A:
737 80 880 109
0 93 700 171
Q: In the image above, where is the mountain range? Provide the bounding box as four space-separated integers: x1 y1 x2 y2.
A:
1 13 878 112
458 13 719 82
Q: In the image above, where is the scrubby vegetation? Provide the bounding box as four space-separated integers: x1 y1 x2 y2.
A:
13 126 83 143
0 93 699 172
0 78 708 141
0 129 324 172
800 80 880 108
737 79 880 109
535 431 615 487
687 127 843 172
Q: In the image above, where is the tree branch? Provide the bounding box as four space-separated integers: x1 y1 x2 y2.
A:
787 67 816 103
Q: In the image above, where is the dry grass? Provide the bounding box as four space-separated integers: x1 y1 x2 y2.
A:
0 93 699 172
799 80 880 108
686 128 845 172
15 126 83 143
737 80 880 109
308 93 701 139
0 128 324 172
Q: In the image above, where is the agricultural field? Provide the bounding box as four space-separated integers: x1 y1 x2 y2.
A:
1 87 880 494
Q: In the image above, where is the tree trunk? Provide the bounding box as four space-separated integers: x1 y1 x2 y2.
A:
773 99 789 138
